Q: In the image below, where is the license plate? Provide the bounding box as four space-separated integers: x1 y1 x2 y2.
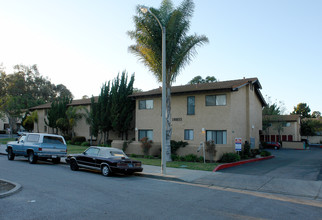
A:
128 164 133 167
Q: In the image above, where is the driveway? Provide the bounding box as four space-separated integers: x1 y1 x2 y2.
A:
219 148 322 181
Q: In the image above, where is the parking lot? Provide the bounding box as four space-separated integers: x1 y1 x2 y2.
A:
220 147 322 181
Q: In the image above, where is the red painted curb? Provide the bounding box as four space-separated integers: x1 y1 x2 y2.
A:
213 155 275 172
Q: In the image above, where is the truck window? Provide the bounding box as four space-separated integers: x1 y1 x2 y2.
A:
26 134 40 143
43 136 65 145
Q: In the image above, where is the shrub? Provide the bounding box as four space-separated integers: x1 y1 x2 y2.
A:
122 140 132 152
63 135 71 141
241 141 251 159
81 142 90 147
170 140 188 155
220 153 240 163
144 155 154 159
184 154 198 162
251 149 261 157
130 154 138 158
198 156 204 163
71 136 86 144
171 154 180 161
206 140 216 162
140 137 153 156
260 150 271 157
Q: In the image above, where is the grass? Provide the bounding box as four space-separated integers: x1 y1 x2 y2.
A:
0 138 15 144
67 145 89 154
134 157 219 171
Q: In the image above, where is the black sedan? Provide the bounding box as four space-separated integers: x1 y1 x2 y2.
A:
66 146 143 176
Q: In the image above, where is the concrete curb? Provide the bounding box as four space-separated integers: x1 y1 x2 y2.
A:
0 179 22 198
136 173 184 182
213 155 275 172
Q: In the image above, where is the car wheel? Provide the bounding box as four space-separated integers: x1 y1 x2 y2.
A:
101 165 110 176
274 146 277 150
70 160 79 171
7 148 15 160
52 157 61 164
28 151 38 164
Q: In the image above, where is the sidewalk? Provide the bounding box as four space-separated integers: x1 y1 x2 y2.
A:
1 144 321 201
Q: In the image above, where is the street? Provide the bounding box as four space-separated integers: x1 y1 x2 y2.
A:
1 155 322 220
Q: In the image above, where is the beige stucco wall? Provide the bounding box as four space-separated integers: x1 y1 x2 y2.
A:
264 119 301 142
134 84 263 160
282 141 305 149
33 106 135 142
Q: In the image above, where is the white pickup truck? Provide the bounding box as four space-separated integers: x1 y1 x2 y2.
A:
6 133 67 164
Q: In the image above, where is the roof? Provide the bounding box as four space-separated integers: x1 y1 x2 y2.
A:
30 97 98 110
263 115 301 122
130 77 266 106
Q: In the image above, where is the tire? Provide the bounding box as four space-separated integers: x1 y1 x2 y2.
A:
7 148 15 160
28 151 38 164
70 160 79 171
52 157 61 164
101 165 111 177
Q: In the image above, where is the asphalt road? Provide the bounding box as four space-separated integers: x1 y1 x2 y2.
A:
1 155 322 220
219 148 322 181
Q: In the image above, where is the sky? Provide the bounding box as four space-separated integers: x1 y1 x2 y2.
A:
0 0 321 114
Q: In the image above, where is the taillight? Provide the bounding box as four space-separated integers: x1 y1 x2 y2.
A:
117 163 128 167
38 148 42 151
134 162 141 167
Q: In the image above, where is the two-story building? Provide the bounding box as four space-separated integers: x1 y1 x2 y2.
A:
127 77 266 160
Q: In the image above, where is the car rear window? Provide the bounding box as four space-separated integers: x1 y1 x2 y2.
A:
26 134 40 143
110 151 127 157
43 136 65 145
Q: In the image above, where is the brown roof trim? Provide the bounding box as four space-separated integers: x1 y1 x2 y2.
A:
130 77 266 106
29 97 98 111
263 115 301 122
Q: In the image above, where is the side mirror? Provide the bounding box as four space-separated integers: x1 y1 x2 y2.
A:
15 138 18 141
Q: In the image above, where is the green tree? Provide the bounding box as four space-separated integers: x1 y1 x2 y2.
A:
128 0 209 160
188 75 217 84
300 119 322 137
65 106 84 138
312 111 321 118
291 103 311 118
110 71 135 140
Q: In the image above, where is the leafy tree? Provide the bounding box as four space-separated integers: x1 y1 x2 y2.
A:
98 82 112 144
110 71 135 140
300 120 322 137
65 106 85 138
312 111 321 118
188 75 217 84
22 111 34 132
0 64 73 132
291 103 311 118
128 0 209 160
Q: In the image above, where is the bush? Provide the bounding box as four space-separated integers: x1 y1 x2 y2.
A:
130 154 138 158
170 140 188 155
260 150 271 157
71 136 86 144
241 141 251 159
171 154 180 161
183 154 198 162
206 140 216 162
140 137 153 156
251 149 261 157
81 142 90 147
144 155 154 159
220 153 241 163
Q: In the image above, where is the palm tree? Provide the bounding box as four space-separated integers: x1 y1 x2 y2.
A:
128 0 208 160
65 106 84 138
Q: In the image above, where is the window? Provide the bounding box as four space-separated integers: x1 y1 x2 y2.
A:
205 95 226 106
138 130 153 141
184 129 194 140
26 134 40 143
139 100 153 109
187 96 195 115
206 130 227 144
84 147 99 156
43 136 64 145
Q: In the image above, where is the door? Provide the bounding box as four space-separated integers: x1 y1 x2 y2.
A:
77 147 99 167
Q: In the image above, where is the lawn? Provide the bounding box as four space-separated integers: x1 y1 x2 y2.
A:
67 145 89 154
0 138 15 144
135 157 219 171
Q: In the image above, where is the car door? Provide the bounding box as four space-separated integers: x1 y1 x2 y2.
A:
77 147 99 168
